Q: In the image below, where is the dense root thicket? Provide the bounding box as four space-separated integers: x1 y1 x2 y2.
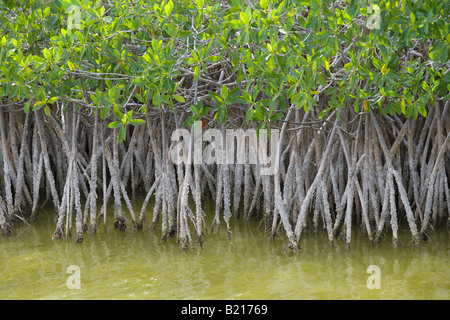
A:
0 102 448 250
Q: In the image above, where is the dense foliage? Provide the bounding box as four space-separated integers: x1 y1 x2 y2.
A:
1 0 449 138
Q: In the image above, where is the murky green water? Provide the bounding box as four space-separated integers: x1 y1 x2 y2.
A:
0 200 449 300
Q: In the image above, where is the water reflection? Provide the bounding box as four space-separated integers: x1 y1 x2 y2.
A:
0 208 448 299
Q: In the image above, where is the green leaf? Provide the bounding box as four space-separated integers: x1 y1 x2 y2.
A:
130 119 146 126
113 106 124 121
126 110 134 122
260 0 268 9
153 92 161 108
245 6 252 21
165 0 174 16
47 97 58 104
253 108 264 121
194 65 200 81
410 11 415 24
319 107 331 119
229 87 241 99
267 55 275 71
333 38 339 55
90 93 98 104
173 95 185 103
135 94 145 103
108 121 123 129
67 60 75 71
400 99 406 114
311 0 320 12
191 50 200 62
190 104 199 115
418 105 427 117
24 100 31 113
245 107 254 124
346 0 358 18
183 116 196 127
118 126 127 142
33 101 46 111
240 12 249 25
270 113 284 122
221 85 229 100
201 107 210 116
216 107 226 124
101 106 110 120
241 91 252 104
209 91 224 103
44 105 51 117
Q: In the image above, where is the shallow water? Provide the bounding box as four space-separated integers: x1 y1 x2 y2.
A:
0 201 449 300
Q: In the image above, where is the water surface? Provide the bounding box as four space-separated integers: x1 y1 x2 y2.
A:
0 202 448 300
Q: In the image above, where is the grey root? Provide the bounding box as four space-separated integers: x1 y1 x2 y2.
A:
0 101 449 251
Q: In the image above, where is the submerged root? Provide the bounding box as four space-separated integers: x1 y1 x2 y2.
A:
136 216 147 230
76 232 84 243
114 217 127 231
0 215 12 236
52 226 64 240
